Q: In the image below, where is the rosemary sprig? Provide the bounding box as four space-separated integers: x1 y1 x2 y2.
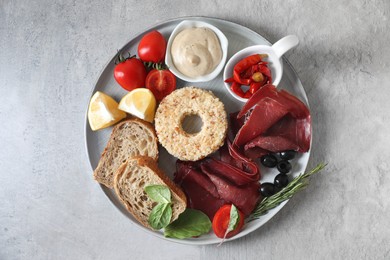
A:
247 163 326 222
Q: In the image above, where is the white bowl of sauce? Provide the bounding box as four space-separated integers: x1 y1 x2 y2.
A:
165 20 228 82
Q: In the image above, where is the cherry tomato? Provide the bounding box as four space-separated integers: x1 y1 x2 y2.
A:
114 55 147 91
138 31 167 63
212 205 245 238
145 69 176 101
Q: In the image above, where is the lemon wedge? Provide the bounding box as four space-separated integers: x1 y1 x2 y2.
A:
118 88 156 123
88 91 126 131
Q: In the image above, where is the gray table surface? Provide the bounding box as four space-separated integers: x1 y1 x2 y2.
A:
1 0 389 259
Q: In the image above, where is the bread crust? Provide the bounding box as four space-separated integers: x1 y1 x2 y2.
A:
93 118 159 188
114 156 187 229
154 87 228 161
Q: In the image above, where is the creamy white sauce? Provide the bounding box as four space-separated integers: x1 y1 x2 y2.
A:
171 27 222 78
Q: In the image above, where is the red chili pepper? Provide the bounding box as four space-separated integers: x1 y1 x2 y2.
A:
258 64 272 78
233 71 251 85
244 91 252 99
230 82 245 98
233 54 263 85
249 82 262 94
224 77 235 83
241 67 254 80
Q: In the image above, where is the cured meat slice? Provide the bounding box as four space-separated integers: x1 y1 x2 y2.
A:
238 84 310 119
244 146 269 160
263 114 311 153
204 172 260 216
234 98 289 147
219 140 260 179
180 181 227 219
174 161 226 219
229 112 245 137
174 159 261 219
233 84 311 156
200 157 259 186
237 84 278 118
278 89 310 118
245 135 300 152
174 161 219 198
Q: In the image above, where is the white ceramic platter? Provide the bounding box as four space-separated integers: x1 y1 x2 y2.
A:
85 16 310 245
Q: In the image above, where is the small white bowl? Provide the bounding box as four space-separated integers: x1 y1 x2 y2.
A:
165 20 228 82
223 35 299 102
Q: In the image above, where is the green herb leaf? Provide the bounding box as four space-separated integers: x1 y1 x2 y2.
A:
164 209 211 239
227 204 239 233
218 204 240 246
248 163 326 222
148 203 172 230
144 185 171 204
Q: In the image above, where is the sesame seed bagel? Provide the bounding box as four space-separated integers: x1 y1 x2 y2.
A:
154 87 228 161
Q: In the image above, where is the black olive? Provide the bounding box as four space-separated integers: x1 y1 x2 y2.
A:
274 173 289 188
260 182 276 197
277 160 292 174
260 154 278 168
279 150 297 160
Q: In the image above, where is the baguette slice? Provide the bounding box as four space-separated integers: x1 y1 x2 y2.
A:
114 156 187 229
93 118 158 188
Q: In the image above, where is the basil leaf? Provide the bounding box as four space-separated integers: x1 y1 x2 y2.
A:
144 185 171 203
227 204 240 233
218 205 240 246
148 203 172 230
164 209 211 239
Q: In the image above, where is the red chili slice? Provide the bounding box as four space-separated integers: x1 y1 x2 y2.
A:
249 82 263 94
230 81 245 98
233 54 263 85
244 91 252 99
258 64 272 78
224 77 235 83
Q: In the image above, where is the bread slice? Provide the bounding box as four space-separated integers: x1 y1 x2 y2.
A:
114 156 187 229
93 118 158 188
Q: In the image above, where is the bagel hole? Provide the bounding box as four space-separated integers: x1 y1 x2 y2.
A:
182 114 203 134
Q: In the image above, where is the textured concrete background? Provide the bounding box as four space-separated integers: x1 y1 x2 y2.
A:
1 0 389 259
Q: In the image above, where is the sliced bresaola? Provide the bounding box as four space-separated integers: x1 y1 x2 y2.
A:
245 135 300 152
174 160 219 198
174 161 226 219
174 159 261 219
245 114 311 153
200 157 259 186
203 171 260 216
263 114 311 153
229 115 270 159
233 84 311 154
219 140 260 179
229 112 245 137
234 97 289 147
180 182 227 220
244 146 269 160
237 84 310 119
